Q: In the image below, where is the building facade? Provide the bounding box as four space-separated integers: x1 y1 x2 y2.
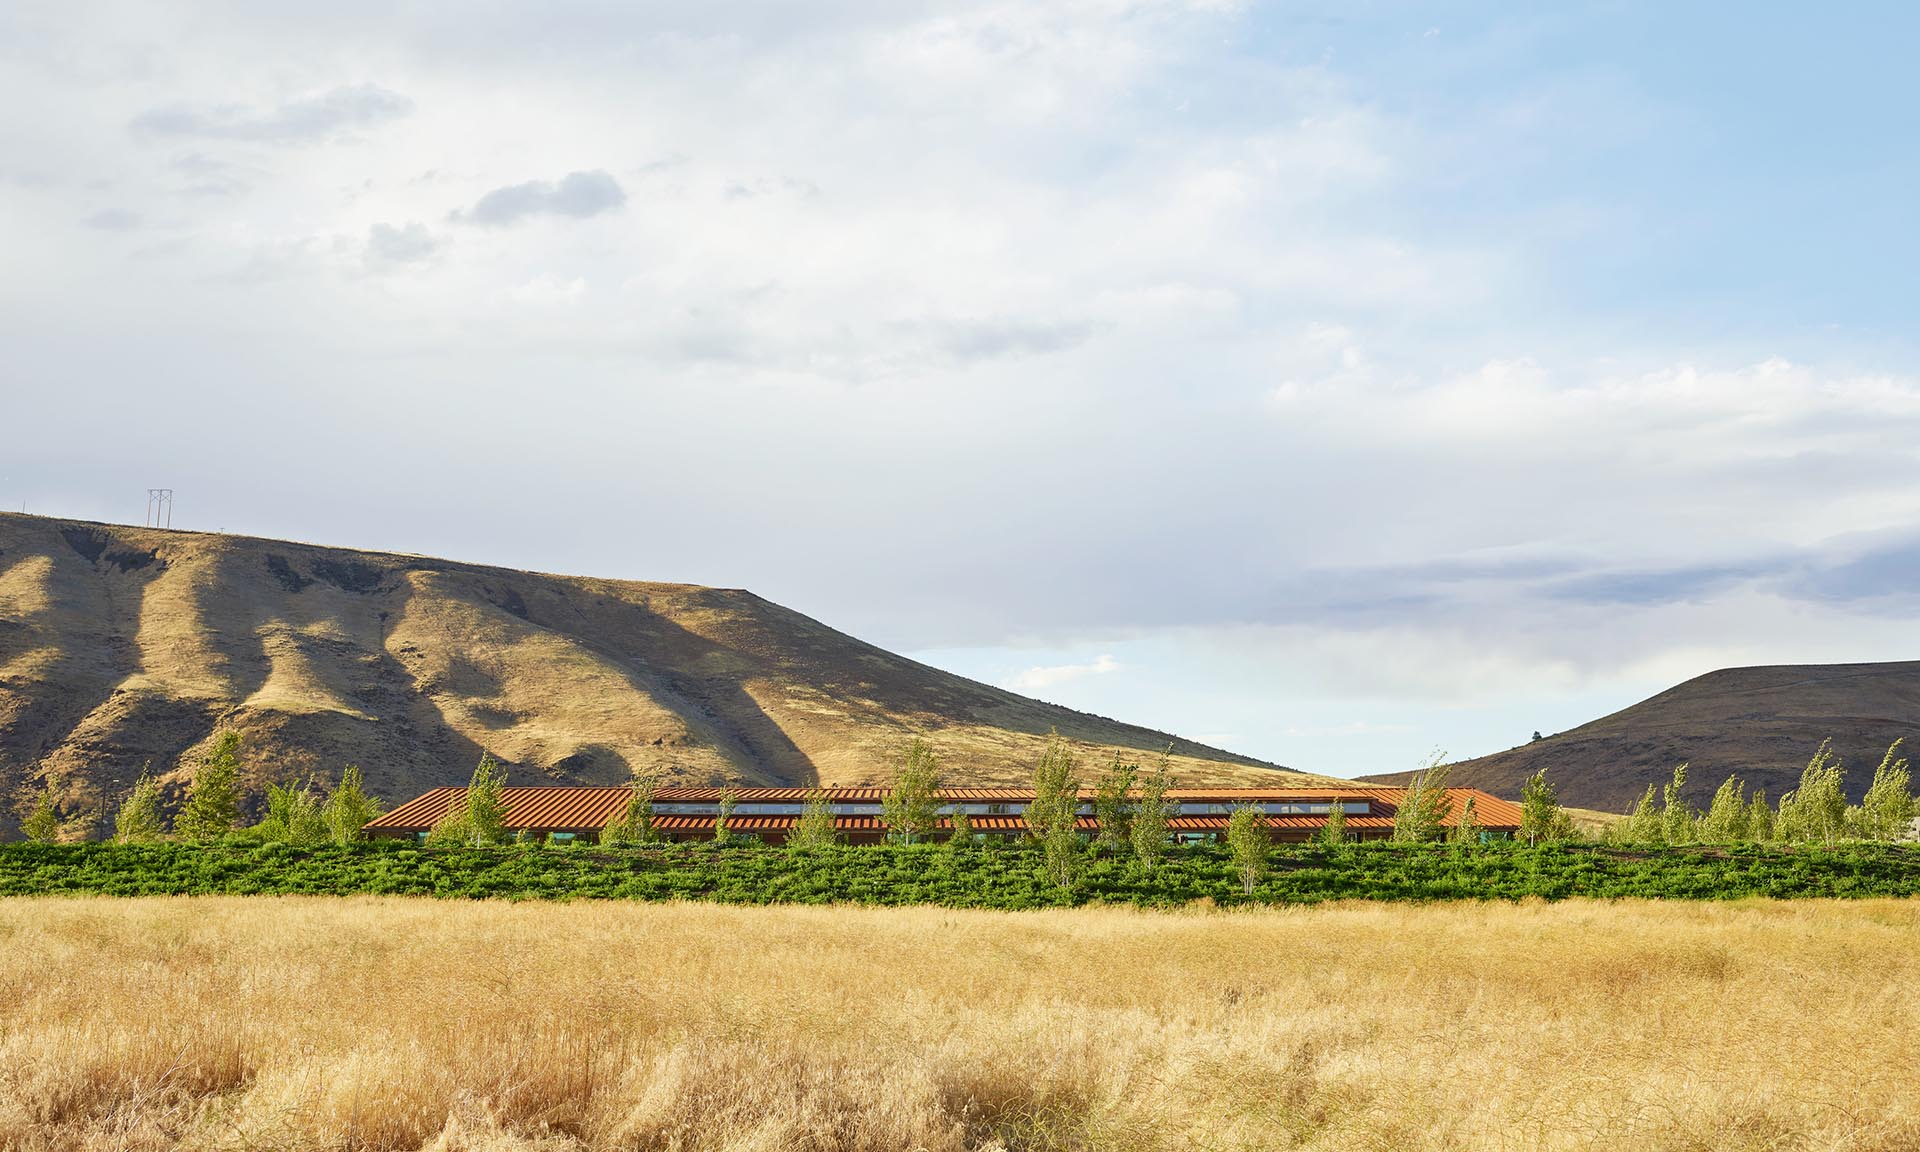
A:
365 785 1522 844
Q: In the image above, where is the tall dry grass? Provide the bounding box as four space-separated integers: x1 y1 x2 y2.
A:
0 897 1916 1151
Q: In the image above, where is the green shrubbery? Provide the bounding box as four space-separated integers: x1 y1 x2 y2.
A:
6 838 1920 906
1607 740 1918 848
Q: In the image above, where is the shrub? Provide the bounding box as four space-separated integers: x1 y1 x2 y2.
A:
175 731 243 840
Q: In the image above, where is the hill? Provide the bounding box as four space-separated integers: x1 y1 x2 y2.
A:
0 513 1319 832
1360 662 1920 811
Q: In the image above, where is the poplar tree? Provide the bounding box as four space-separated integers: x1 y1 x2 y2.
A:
602 769 661 845
115 770 167 843
1855 739 1915 841
1697 775 1751 843
1091 756 1137 850
21 778 62 843
1320 794 1346 846
1660 764 1695 845
256 777 326 844
430 753 509 846
321 765 383 844
1226 803 1269 896
1746 789 1774 842
175 731 243 840
1392 756 1453 843
880 738 942 844
1130 750 1174 873
1519 770 1563 846
1620 785 1662 844
788 786 838 850
715 787 738 842
1452 794 1481 844
946 807 973 848
1029 731 1082 888
1779 740 1847 845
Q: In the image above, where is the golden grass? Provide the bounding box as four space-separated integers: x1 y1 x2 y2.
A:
2 897 1917 1151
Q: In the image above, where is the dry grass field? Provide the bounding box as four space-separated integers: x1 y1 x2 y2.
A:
2 898 1917 1151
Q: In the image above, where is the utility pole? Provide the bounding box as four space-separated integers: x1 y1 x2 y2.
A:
145 489 173 529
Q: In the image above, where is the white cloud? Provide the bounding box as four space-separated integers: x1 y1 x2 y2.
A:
1006 654 1124 691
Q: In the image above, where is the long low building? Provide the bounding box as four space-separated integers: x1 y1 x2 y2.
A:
365 785 1522 844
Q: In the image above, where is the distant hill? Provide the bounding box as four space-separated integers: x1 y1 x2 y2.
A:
1360 662 1920 812
0 513 1324 833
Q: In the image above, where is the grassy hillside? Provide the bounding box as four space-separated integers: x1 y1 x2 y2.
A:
0 513 1318 831
5 896 1916 1151
1362 662 1920 811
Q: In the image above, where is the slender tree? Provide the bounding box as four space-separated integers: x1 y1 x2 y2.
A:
1226 803 1270 896
1660 763 1695 845
1320 793 1346 847
174 730 244 840
20 777 63 843
714 786 739 842
602 769 661 846
1519 770 1564 846
1622 784 1663 844
1778 740 1847 845
1392 755 1454 843
1855 739 1915 842
256 777 326 845
1091 755 1137 851
430 753 509 846
1746 788 1774 843
880 738 942 844
788 786 838 850
115 770 167 843
1029 731 1082 887
320 765 383 845
1131 749 1175 873
946 807 973 847
1452 794 1481 845
1697 775 1751 843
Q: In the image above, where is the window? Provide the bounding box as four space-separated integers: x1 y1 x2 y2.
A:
548 832 576 845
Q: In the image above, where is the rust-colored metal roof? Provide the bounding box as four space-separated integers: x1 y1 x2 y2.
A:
365 785 1522 832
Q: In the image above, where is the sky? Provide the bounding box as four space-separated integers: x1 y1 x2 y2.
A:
3 1 1919 778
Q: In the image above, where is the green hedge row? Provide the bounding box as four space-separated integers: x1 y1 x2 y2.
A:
4 839 1920 906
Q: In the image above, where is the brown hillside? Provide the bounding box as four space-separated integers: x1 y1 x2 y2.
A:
1359 662 1920 811
0 513 1319 831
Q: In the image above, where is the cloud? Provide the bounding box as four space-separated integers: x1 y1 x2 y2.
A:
82 209 141 231
131 85 413 144
364 222 443 266
459 170 626 226
1006 654 1124 691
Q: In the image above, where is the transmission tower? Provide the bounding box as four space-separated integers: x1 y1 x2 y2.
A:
145 489 173 529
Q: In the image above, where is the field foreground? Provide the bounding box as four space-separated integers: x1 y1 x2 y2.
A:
2 898 1917 1152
